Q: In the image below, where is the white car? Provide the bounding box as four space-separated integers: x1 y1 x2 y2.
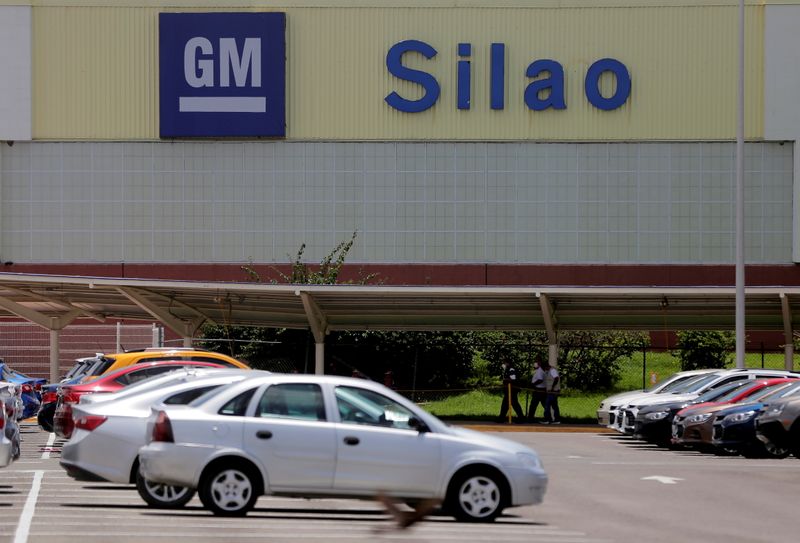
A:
598 369 718 426
60 368 258 507
0 381 21 464
616 369 800 435
1 398 13 467
139 374 548 521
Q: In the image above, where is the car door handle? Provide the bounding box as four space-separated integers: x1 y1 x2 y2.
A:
256 430 273 440
343 436 360 446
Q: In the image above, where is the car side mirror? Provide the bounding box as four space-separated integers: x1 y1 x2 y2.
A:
408 416 430 433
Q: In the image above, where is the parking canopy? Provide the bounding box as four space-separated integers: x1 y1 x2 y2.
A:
0 272 798 378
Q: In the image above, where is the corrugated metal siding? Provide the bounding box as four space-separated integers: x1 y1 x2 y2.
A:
32 4 764 140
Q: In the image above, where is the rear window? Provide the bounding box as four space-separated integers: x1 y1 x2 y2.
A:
164 385 221 405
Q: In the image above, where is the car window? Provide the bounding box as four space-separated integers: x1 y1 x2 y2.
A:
218 387 258 416
114 366 179 386
163 385 221 405
334 386 415 430
255 383 326 421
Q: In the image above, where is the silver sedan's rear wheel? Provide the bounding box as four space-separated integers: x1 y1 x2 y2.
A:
446 471 505 522
135 470 195 508
200 466 258 516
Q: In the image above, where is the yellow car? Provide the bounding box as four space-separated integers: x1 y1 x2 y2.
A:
74 348 250 381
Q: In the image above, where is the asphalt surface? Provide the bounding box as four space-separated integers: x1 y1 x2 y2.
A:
2 422 798 543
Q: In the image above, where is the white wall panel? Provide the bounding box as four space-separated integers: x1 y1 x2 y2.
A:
0 141 793 265
0 6 32 141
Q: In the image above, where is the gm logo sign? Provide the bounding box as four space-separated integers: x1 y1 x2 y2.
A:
159 12 286 137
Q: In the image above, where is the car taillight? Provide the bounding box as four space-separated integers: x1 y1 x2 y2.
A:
62 391 87 404
74 415 107 432
42 391 58 404
21 384 33 393
151 411 174 443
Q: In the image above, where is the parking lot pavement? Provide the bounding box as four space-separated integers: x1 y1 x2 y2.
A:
2 423 605 543
4 423 799 543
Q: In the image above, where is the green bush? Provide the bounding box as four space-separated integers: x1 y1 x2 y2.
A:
557 331 649 392
674 330 735 370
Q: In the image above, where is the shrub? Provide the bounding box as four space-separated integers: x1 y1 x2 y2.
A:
674 330 735 370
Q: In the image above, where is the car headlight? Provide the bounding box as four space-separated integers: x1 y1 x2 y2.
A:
725 410 757 423
516 452 542 469
645 411 670 421
686 413 713 424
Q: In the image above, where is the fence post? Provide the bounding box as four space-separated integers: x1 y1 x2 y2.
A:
642 344 647 390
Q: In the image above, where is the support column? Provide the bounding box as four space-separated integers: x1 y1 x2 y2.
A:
538 292 559 368
548 342 559 369
49 328 60 384
781 293 794 370
315 342 325 375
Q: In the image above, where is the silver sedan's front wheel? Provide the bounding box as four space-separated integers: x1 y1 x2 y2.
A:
200 466 258 516
447 471 505 522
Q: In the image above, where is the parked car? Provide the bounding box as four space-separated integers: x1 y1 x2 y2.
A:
597 369 718 426
754 394 800 459
38 357 106 432
670 378 799 450
632 380 748 446
0 383 21 463
73 348 250 381
711 380 800 457
0 361 46 419
616 369 800 435
139 373 548 521
40 349 250 433
60 368 257 508
53 360 234 439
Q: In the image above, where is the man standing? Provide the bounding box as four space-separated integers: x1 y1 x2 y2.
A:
528 358 547 423
497 360 525 423
542 360 561 424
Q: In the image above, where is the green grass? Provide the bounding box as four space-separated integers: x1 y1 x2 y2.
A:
422 389 603 424
420 350 800 423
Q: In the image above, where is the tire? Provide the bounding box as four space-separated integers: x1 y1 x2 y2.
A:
135 470 195 509
445 470 506 523
199 465 259 516
762 439 790 459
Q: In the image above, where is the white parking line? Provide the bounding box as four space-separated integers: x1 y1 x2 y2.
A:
40 433 55 460
13 470 43 543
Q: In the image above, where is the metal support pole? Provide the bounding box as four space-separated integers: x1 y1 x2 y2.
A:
49 328 60 384
735 0 746 369
116 321 122 352
315 341 324 375
548 343 558 369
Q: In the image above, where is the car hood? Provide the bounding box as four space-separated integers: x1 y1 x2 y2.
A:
600 390 647 406
714 401 765 417
445 426 537 455
638 400 692 414
677 402 734 417
627 392 698 408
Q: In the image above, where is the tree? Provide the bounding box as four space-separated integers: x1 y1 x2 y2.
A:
674 330 735 370
557 331 649 392
199 232 379 371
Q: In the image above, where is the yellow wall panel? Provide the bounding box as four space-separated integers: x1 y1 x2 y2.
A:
31 3 765 140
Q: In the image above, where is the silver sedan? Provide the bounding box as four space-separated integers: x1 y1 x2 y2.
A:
60 367 258 507
139 373 548 521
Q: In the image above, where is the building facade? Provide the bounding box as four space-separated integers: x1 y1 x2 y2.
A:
1 0 800 290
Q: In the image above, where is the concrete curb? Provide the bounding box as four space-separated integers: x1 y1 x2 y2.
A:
457 423 614 433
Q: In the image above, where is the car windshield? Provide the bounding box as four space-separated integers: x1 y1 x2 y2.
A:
649 374 694 393
747 382 797 402
671 373 722 394
695 381 748 403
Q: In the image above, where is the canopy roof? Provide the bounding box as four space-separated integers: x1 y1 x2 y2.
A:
0 272 797 339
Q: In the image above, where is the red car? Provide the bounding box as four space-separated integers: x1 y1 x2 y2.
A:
52 360 227 439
